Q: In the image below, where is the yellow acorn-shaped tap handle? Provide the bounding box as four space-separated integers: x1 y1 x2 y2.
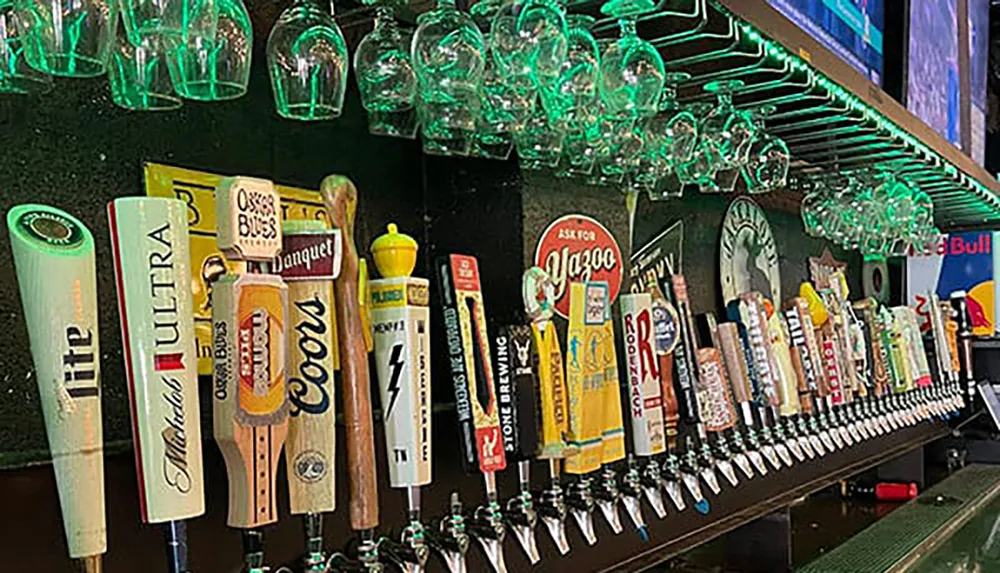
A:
371 223 418 279
800 282 828 327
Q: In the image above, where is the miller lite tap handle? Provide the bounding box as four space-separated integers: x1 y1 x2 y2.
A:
8 204 107 568
321 175 380 531
109 198 205 573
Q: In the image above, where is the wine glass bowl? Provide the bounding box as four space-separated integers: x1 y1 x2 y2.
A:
412 0 486 152
354 5 418 136
170 0 252 101
267 0 349 121
598 0 664 120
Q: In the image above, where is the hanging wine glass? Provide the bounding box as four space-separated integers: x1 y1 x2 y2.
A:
639 72 697 199
910 190 935 253
586 115 638 186
676 102 719 191
16 0 116 77
267 0 348 121
472 36 534 159
597 0 663 120
108 13 182 110
540 14 598 126
490 0 567 90
554 107 599 178
170 0 251 101
742 105 789 194
514 96 564 169
412 0 485 156
119 0 187 44
0 5 52 94
698 80 755 193
354 5 417 136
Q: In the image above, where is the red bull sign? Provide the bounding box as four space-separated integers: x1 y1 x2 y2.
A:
907 231 995 335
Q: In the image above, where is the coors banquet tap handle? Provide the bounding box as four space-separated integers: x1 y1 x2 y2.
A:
109 198 206 573
8 204 106 573
278 218 342 570
320 175 381 533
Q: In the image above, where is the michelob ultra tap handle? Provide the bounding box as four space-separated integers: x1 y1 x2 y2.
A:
370 223 433 488
109 198 205 524
280 219 342 514
8 205 107 563
321 175 380 531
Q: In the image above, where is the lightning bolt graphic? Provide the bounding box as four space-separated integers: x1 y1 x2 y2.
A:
386 343 405 419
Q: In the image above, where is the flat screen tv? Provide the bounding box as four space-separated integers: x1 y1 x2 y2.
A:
907 0 961 147
766 0 885 85
969 0 989 165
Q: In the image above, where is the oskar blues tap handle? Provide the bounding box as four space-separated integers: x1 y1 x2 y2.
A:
109 198 205 573
9 204 106 573
211 177 290 573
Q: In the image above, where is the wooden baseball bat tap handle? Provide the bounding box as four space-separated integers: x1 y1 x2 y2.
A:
320 175 379 532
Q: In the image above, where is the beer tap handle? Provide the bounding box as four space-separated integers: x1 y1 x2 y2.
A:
320 176 379 533
426 493 469 573
494 325 541 564
211 178 289 547
9 204 106 573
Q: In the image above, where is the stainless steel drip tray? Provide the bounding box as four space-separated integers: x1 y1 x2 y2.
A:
798 464 1000 573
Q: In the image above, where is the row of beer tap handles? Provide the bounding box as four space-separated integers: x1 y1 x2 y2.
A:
10 180 973 573
219 175 973 573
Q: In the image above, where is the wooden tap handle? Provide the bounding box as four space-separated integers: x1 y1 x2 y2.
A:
718 323 752 405
321 175 379 531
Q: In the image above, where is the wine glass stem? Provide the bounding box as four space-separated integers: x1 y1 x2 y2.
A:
619 16 637 38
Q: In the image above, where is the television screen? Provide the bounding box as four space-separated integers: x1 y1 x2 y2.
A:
766 0 884 85
969 0 989 165
907 0 961 148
